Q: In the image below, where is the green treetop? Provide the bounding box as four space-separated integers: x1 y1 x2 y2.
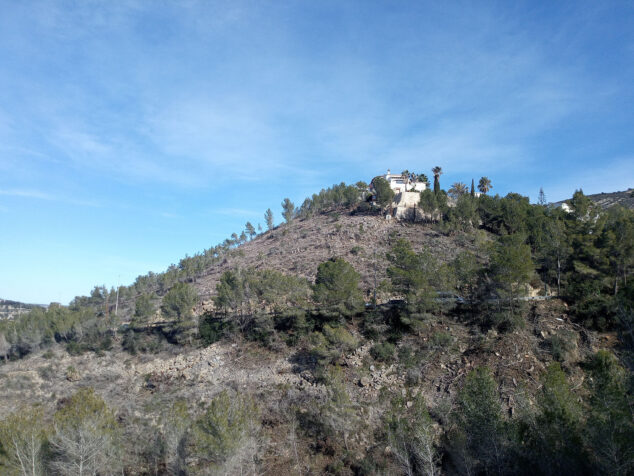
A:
313 258 364 317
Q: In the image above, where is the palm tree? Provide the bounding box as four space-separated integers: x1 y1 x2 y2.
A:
448 182 468 199
401 170 410 189
478 177 492 195
432 166 443 194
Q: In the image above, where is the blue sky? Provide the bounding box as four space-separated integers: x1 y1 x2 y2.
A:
1 0 633 304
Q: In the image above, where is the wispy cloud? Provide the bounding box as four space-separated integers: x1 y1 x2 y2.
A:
210 207 262 218
0 188 101 207
0 188 56 200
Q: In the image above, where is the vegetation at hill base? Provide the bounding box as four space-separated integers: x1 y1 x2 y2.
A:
1 177 633 475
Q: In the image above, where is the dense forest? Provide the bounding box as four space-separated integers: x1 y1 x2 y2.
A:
0 178 633 475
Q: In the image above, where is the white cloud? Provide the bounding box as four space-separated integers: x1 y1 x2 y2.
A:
0 188 101 207
0 188 56 200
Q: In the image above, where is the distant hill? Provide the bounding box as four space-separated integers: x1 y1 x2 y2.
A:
554 188 634 210
0 299 47 320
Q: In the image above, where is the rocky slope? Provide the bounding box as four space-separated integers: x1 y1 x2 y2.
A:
0 299 46 320
192 213 478 308
554 188 634 210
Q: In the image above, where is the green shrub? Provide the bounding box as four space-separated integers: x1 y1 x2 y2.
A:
65 340 85 356
198 314 230 346
547 333 576 362
313 258 364 317
397 345 421 368
244 313 275 346
122 329 137 355
350 245 364 255
322 324 358 352
370 342 395 362
161 282 199 321
307 325 358 374
429 331 453 349
0 406 49 474
132 293 156 328
37 364 55 380
192 391 258 467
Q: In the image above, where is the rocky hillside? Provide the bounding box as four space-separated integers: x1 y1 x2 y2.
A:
111 211 480 320
0 298 608 472
1 196 631 475
192 213 478 310
554 188 634 210
0 299 46 320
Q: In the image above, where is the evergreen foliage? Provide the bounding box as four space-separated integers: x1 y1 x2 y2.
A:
161 282 199 321
0 406 49 476
192 391 259 468
454 367 508 474
132 293 155 328
371 176 395 209
214 268 311 316
585 350 634 475
520 363 587 475
265 208 274 230
432 166 443 195
50 387 122 476
386 238 444 313
297 182 366 218
245 221 256 240
482 233 534 330
281 198 296 223
478 176 492 194
313 258 364 317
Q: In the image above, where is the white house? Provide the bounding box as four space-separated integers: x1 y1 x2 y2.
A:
370 169 430 220
372 169 428 194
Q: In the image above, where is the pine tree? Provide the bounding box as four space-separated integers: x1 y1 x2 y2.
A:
371 177 395 208
264 209 274 230
281 198 295 223
313 258 364 316
245 222 256 240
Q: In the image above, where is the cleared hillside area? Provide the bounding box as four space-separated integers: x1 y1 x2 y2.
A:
194 213 477 307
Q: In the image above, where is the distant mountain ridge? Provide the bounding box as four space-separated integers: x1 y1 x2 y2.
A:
0 299 47 320
554 188 634 210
